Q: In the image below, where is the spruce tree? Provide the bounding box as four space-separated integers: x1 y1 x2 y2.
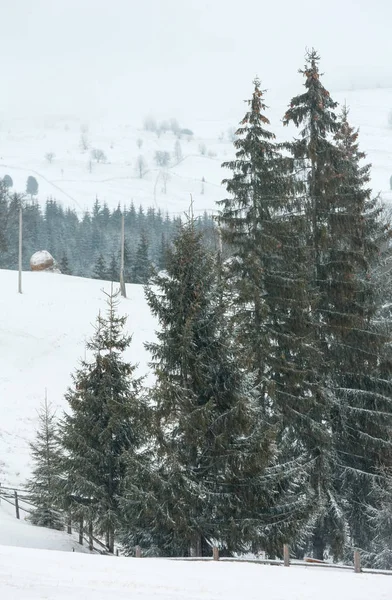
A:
282 50 349 558
59 253 72 275
26 395 63 530
283 50 392 559
92 253 108 280
59 288 145 553
133 230 150 283
120 214 307 557
218 78 319 546
327 107 392 555
108 253 119 282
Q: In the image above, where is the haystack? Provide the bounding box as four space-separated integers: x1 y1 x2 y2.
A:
30 250 56 272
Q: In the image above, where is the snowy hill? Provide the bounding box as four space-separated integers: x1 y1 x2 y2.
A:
0 269 156 487
1 544 391 600
0 500 88 554
1 87 392 218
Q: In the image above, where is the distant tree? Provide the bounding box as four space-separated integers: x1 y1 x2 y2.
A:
136 155 147 179
169 118 180 135
91 148 107 163
108 253 119 282
133 231 150 283
79 132 90 152
201 176 205 195
161 170 170 194
143 115 157 132
154 151 170 167
59 254 72 275
93 254 108 280
198 142 207 156
180 128 193 136
2 174 13 188
136 138 143 149
390 174 392 190
227 126 237 142
26 395 63 530
45 152 55 164
26 176 38 198
174 140 182 162
159 120 170 134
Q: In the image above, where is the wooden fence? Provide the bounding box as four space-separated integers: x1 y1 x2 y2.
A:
1 483 391 575
0 484 108 555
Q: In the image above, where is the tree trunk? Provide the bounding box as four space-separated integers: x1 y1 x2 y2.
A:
108 528 115 554
189 533 202 557
312 528 325 561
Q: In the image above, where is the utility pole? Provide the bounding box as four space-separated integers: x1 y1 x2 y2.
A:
120 214 126 298
18 205 22 294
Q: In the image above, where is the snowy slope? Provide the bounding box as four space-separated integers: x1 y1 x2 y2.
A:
0 87 392 217
0 500 88 553
0 269 156 487
0 545 391 600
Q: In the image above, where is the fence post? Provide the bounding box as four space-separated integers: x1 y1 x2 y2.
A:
67 515 72 534
79 518 84 545
283 544 290 567
213 546 219 561
135 545 141 558
88 521 93 552
354 550 361 573
14 491 20 519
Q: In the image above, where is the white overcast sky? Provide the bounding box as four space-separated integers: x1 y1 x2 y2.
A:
1 0 391 122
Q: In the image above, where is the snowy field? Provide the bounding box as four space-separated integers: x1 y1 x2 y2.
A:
0 87 392 219
0 545 391 600
0 269 156 487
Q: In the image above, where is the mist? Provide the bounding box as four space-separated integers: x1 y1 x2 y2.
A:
1 0 391 124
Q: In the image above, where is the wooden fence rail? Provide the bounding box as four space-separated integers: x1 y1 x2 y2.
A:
1 483 392 575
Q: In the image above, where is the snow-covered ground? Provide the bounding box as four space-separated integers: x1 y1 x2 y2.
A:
0 544 391 600
0 269 156 487
0 87 391 218
0 499 88 554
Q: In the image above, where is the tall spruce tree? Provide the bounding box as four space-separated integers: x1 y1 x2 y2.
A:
59 288 145 553
283 50 392 559
282 50 349 558
218 78 319 548
328 107 392 556
120 214 308 557
26 394 63 530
